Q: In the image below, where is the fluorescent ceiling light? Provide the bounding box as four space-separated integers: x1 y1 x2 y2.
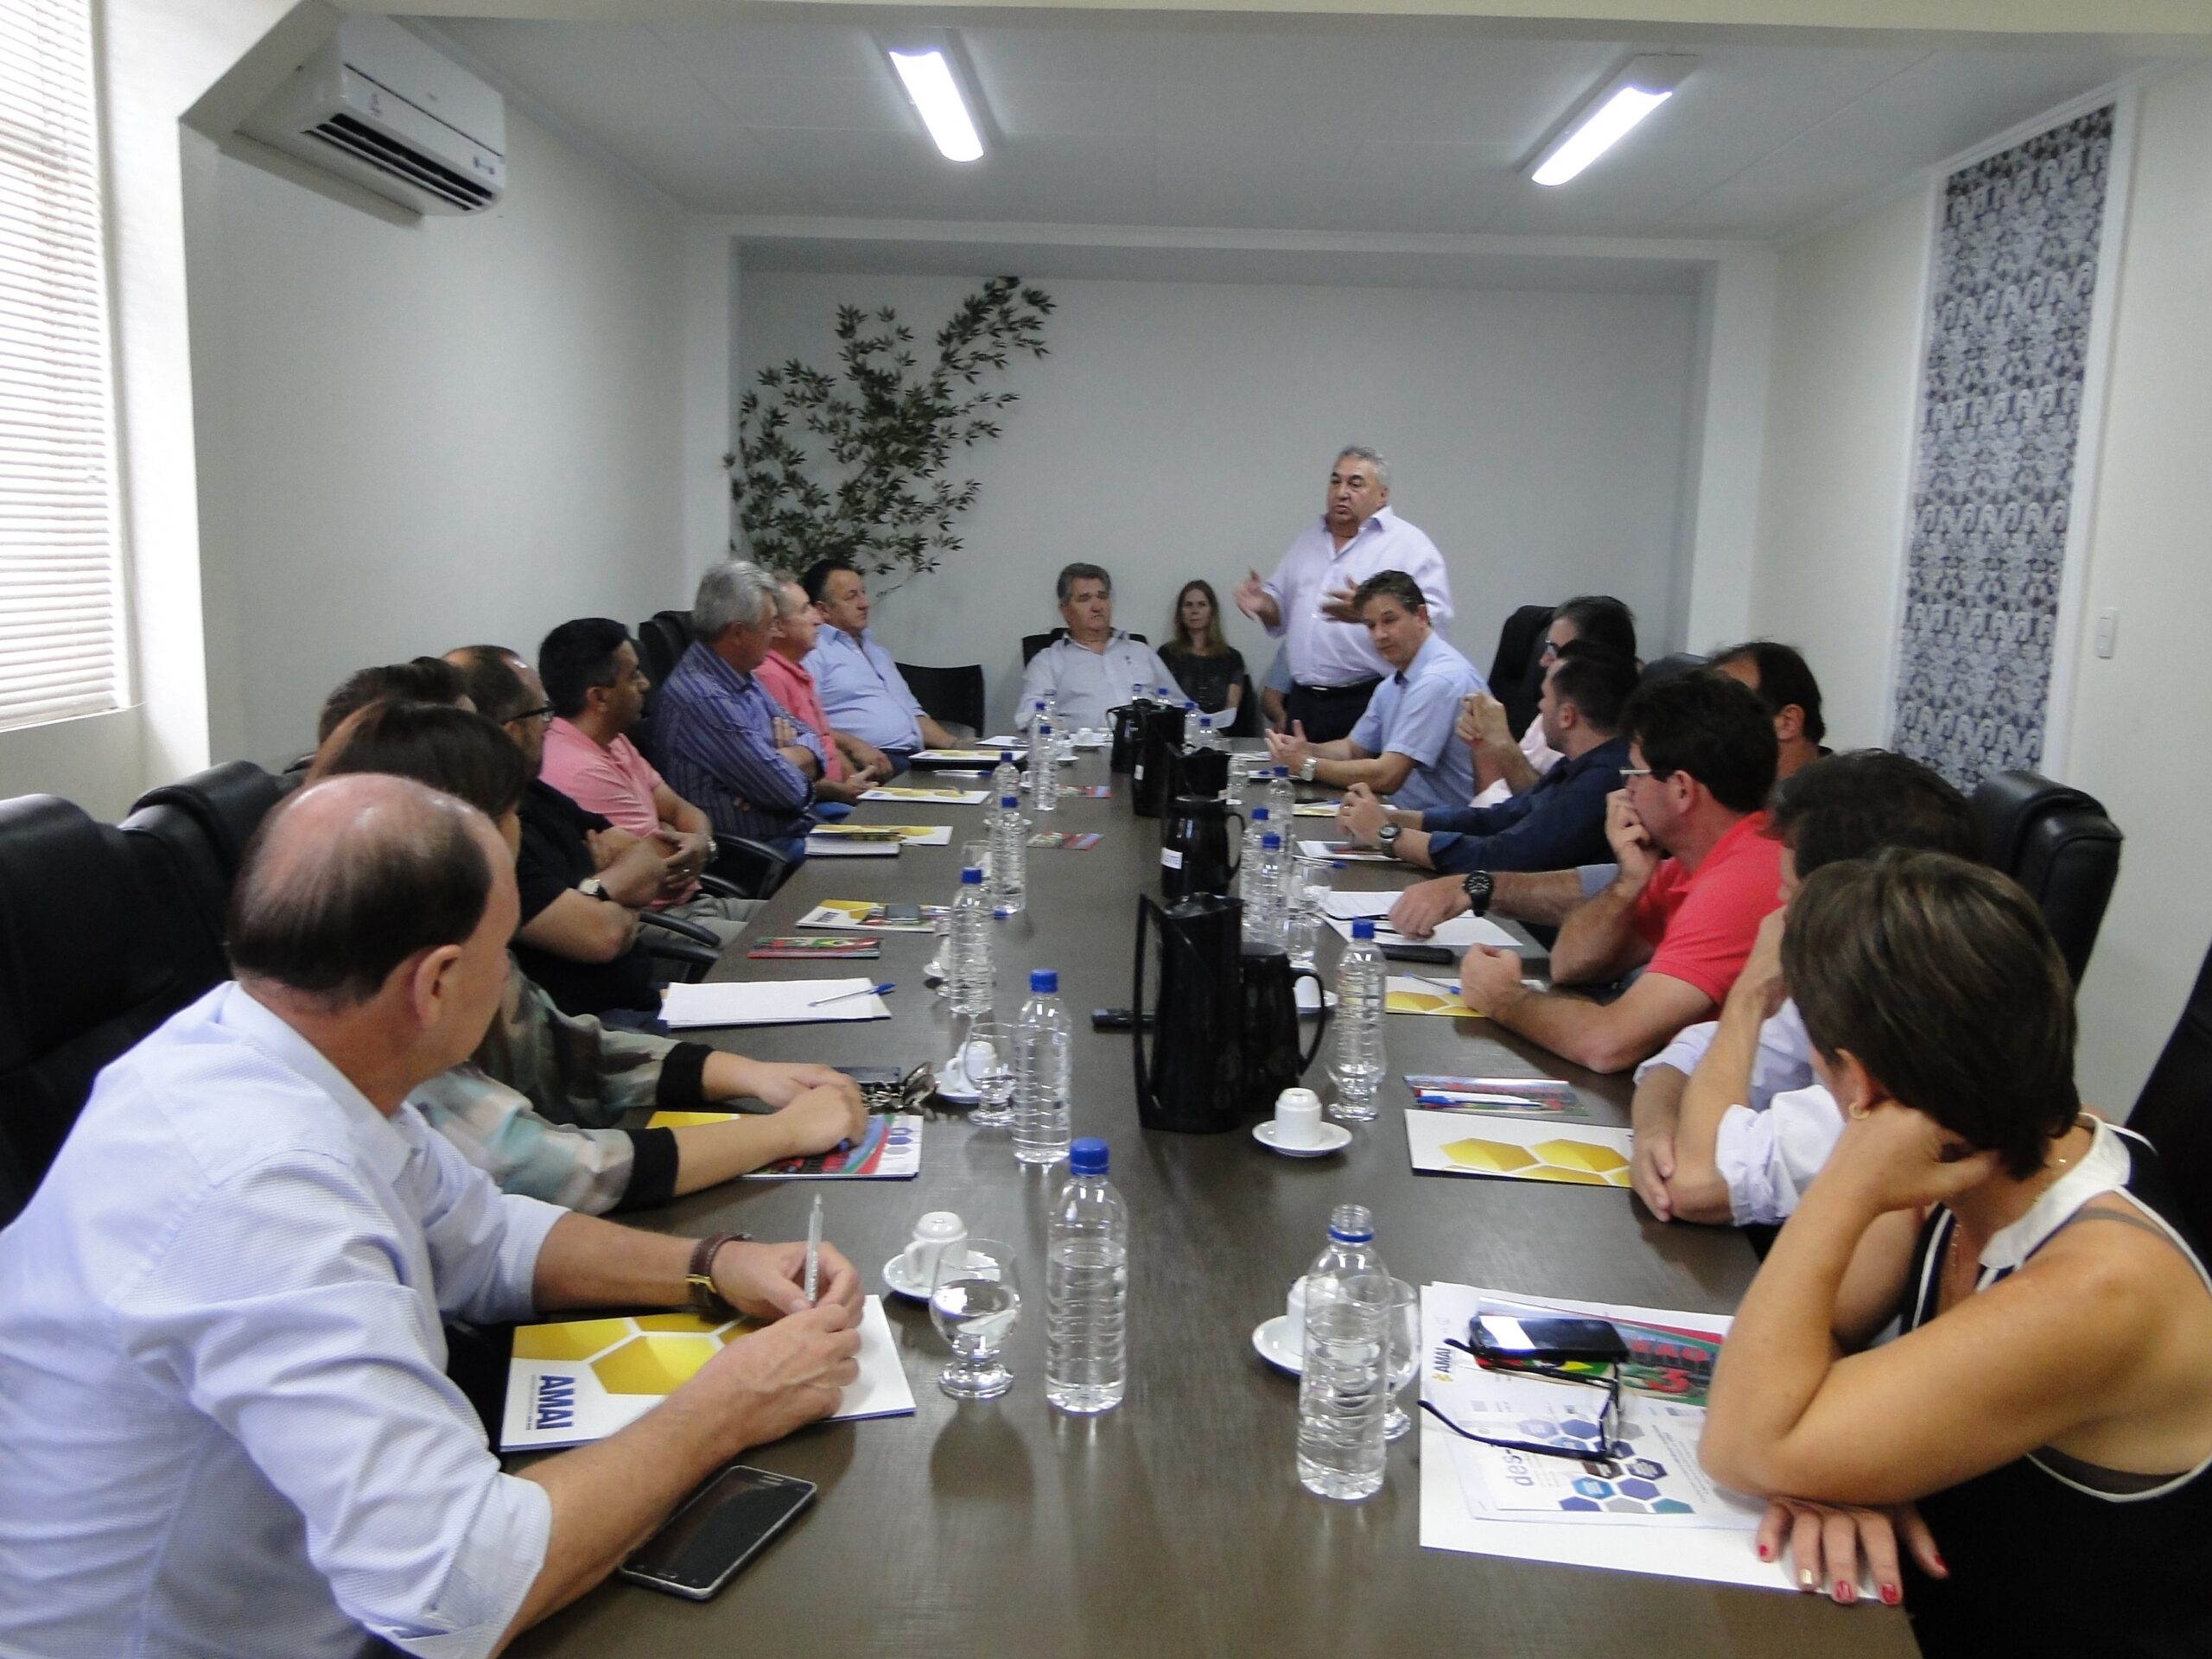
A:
1529 56 1695 188
888 48 983 162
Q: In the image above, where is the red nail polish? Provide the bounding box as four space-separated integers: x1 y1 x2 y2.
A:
1932 1554 1947 1575
1757 1544 1770 1560
1834 1580 1853 1602
1881 1584 1901 1606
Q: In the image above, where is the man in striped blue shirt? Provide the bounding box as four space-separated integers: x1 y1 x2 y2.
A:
655 561 824 861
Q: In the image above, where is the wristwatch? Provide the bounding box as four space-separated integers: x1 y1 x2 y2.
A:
1298 755 1319 783
578 875 608 900
1376 823 1403 858
1460 869 1495 916
686 1231 749 1318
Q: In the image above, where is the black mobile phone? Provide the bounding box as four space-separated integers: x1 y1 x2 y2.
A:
880 903 923 926
1470 1312 1630 1365
617 1465 817 1601
1382 943 1456 965
1090 1007 1154 1031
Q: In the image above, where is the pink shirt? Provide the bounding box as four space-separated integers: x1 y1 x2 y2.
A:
753 650 846 782
538 718 697 906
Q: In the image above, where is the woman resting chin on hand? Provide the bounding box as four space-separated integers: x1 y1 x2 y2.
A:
1698 850 2212 1657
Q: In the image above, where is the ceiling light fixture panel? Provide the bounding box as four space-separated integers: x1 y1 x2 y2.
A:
1529 55 1695 188
887 48 983 162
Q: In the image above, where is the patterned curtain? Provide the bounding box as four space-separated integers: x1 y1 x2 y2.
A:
1891 105 2113 789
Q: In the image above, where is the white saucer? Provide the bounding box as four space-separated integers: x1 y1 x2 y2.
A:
1293 981 1339 1014
932 1063 980 1105
1253 1120 1352 1158
882 1253 932 1301
1251 1315 1304 1375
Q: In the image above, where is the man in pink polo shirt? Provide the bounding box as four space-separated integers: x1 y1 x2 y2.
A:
536 619 757 938
757 580 887 806
1442 672 1783 1075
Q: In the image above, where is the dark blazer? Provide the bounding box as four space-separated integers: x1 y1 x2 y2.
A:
1419 734 1630 876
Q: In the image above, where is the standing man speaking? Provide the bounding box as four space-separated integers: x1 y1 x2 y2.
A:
1233 447 1452 743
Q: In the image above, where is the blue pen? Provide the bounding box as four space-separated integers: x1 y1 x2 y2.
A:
808 982 894 1007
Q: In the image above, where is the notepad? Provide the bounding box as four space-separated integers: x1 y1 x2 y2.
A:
659 978 891 1028
500 1295 915 1452
803 836 899 857
1405 1112 1632 1186
1298 838 1395 863
809 823 953 846
1323 893 1523 951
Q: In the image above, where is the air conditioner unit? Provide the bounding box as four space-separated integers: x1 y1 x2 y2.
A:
240 16 505 216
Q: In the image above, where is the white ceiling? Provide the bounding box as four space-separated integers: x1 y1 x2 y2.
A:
423 13 2152 240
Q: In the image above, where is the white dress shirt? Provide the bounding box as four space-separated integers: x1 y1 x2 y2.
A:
1261 505 1453 687
1016 630 1175 734
1634 999 1841 1225
0 982 563 1659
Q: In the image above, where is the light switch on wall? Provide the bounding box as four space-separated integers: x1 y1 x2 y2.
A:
2094 607 2120 659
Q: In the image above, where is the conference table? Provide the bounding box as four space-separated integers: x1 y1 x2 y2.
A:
512 750 1920 1659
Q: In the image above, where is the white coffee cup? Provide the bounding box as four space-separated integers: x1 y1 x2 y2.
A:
1273 1087 1324 1149
902 1211 967 1284
1285 1275 1310 1350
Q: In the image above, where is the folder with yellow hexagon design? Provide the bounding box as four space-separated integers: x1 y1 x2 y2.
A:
1403 1109 1633 1189
499 1295 914 1452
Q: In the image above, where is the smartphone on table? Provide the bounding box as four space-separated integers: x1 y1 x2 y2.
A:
618 1464 817 1600
1469 1310 1629 1366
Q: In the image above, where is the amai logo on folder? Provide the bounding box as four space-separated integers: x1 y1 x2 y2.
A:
531 1374 575 1431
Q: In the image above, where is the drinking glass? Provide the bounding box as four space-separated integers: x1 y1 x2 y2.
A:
1226 751 1255 808
1383 1278 1421 1441
1286 854 1332 971
962 838 993 879
930 1237 1020 1400
925 912 950 985
957 1012 1016 1128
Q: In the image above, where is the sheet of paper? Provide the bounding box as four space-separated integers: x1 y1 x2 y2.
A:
1325 914 1524 953
912 748 1027 766
1418 1283 1792 1590
802 838 899 857
810 823 953 846
1405 1111 1631 1186
1291 801 1342 817
861 785 989 804
1298 837 1395 863
502 1295 915 1452
660 977 890 1028
1383 974 1477 1017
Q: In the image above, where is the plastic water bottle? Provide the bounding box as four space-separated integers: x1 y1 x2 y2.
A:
1012 969 1073 1166
1046 1136 1128 1414
1296 1204 1392 1500
1267 765 1295 826
1331 919 1387 1122
1191 710 1219 754
991 749 1020 803
1030 724 1058 812
1243 831 1287 948
989 795 1027 916
948 867 995 1016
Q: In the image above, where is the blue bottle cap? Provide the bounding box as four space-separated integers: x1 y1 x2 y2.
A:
961 867 983 885
1000 795 1018 809
1039 722 1052 734
1030 969 1058 994
1262 832 1281 849
1000 750 1014 763
1070 1137 1109 1175
1351 919 1376 940
1249 805 1269 822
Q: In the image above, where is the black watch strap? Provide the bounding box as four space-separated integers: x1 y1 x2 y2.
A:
686 1231 750 1318
1460 869 1495 916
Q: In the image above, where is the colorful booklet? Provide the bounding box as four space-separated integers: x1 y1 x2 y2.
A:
1384 975 1479 1017
644 1110 924 1180
747 936 882 960
500 1295 915 1452
1404 1111 1631 1188
860 785 989 804
1073 785 1112 798
1291 801 1343 817
810 823 953 846
1403 1076 1587 1119
911 748 1027 768
795 899 942 932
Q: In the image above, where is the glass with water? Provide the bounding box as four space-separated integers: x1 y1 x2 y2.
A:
930 1237 1020 1400
1285 853 1331 970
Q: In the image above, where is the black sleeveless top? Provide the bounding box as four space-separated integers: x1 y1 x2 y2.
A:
1898 1122 2212 1659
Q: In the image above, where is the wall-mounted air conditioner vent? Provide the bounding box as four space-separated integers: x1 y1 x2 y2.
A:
240 16 505 217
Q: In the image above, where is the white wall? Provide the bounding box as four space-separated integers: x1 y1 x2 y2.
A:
2059 64 2212 1111
1747 187 1931 748
736 270 1701 728
190 104 690 766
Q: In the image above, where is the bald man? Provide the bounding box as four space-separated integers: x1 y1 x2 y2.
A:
0 776 863 1659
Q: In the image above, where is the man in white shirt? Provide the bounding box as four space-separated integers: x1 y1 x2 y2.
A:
0 774 861 1659
1628 750 1980 1226
1016 562 1175 734
1233 446 1452 743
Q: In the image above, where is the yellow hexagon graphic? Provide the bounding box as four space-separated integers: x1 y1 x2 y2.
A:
512 1319 633 1363
1533 1166 1619 1185
1533 1140 1631 1175
1441 1138 1538 1173
592 1332 724 1395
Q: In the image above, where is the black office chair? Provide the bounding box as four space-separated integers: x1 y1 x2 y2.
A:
1970 770 2124 986
0 797 215 1224
1638 652 1708 686
1224 675 1261 739
1020 628 1146 665
2129 931 2212 1249
1488 604 1556 740
129 761 285 883
895 662 985 739
636 610 692 686
116 800 237 988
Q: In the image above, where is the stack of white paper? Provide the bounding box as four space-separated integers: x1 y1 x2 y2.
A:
660 978 891 1028
1322 893 1522 951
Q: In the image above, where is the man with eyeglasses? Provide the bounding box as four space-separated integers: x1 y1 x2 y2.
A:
1464 594 1639 808
1389 671 1781 1076
446 645 674 1026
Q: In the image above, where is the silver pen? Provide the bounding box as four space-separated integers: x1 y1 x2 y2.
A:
803 1192 823 1307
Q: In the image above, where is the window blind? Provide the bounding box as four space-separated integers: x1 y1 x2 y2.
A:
0 0 121 732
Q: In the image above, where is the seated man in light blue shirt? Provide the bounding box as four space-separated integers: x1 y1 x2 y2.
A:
0 774 863 1659
1016 561 1176 734
800 556 957 772
1265 569 1484 817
